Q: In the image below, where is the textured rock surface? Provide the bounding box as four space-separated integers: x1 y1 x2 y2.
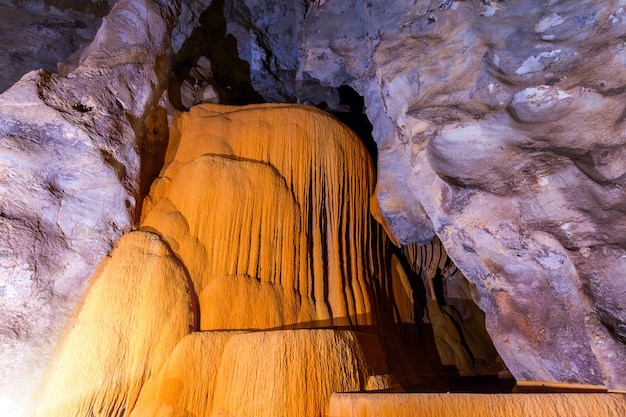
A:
0 1 102 92
34 232 196 417
222 0 340 107
225 0 626 390
35 103 400 416
131 330 392 417
329 392 626 417
0 0 178 414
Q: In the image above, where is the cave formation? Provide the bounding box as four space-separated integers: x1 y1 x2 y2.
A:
1 0 626 416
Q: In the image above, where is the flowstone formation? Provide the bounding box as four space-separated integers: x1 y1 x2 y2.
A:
3 0 626 415
224 0 626 390
35 103 402 417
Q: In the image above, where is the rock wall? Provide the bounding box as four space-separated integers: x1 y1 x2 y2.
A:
224 0 626 390
0 0 178 415
0 1 102 93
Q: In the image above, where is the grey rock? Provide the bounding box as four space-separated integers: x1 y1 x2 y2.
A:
0 0 179 415
220 0 626 389
0 2 102 93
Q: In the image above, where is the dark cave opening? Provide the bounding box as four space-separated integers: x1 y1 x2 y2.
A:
169 0 264 108
329 85 378 164
390 243 515 394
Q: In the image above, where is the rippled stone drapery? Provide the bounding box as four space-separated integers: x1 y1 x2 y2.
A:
34 103 400 417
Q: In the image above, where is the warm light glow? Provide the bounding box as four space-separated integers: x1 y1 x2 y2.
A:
33 104 392 417
0 395 27 417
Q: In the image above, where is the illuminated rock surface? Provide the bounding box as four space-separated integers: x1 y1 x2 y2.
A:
34 103 398 416
142 103 380 328
131 330 391 417
35 231 196 417
329 392 626 417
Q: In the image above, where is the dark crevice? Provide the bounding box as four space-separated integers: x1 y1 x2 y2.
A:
170 0 264 109
391 243 514 393
329 85 377 163
431 260 478 368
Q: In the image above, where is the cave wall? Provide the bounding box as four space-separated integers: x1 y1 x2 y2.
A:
224 0 626 390
1 0 626 415
0 0 178 415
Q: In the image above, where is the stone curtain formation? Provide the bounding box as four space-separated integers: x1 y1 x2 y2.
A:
34 103 397 417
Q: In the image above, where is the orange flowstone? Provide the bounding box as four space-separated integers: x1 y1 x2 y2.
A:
34 104 400 417
141 103 386 329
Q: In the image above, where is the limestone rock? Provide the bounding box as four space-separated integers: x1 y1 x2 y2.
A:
222 0 340 107
225 0 626 390
0 0 179 414
366 0 626 389
129 331 235 417
34 231 196 417
179 56 221 108
0 2 101 92
131 330 392 417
